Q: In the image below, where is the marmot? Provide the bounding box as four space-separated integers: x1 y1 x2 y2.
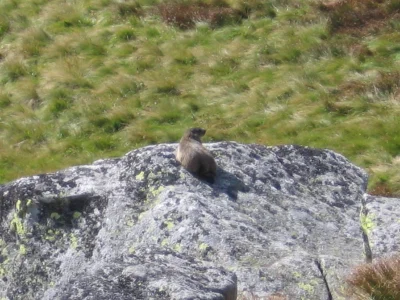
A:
176 128 217 183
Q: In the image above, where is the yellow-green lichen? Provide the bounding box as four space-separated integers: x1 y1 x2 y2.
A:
45 229 58 242
135 171 145 181
227 266 236 272
173 243 182 252
199 243 209 251
361 212 375 235
18 244 27 255
0 244 8 257
298 280 318 294
16 199 22 212
293 271 302 278
10 213 26 238
163 219 174 230
126 219 134 227
10 199 33 239
15 199 34 217
149 186 165 198
72 211 81 219
138 212 145 220
45 235 56 242
70 233 78 249
161 239 169 247
50 212 61 220
298 282 314 293
0 265 6 277
148 172 159 180
128 246 135 254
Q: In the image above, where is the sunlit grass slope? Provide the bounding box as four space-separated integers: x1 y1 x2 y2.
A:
0 0 399 195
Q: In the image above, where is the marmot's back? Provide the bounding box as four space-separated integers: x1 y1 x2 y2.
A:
176 128 216 183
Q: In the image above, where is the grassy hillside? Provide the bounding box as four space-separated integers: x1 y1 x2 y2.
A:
0 0 399 196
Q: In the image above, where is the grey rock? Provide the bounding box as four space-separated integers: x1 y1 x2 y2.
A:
0 142 397 299
363 194 400 258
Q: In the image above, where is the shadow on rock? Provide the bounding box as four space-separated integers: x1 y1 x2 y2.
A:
214 167 250 200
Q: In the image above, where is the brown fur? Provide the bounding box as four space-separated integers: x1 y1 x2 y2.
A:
176 128 216 183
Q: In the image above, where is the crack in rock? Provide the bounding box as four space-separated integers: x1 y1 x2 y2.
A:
314 259 333 300
360 194 373 263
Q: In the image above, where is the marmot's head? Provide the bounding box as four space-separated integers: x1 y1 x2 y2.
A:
186 127 206 142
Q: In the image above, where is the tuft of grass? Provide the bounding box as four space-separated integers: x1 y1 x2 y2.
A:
90 111 134 134
41 56 93 90
98 75 145 98
369 182 394 197
11 78 41 108
0 14 10 37
374 71 400 94
19 28 52 57
231 0 277 19
157 1 244 29
44 88 73 117
115 27 136 42
0 92 12 108
387 0 400 12
156 81 181 95
113 1 143 18
87 136 118 152
77 38 107 57
320 0 398 34
1 56 27 82
347 255 400 300
45 3 93 34
150 110 183 125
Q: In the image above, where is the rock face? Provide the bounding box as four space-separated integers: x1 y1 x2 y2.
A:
0 142 398 299
362 195 400 258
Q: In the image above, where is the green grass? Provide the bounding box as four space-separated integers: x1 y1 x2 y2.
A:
0 0 400 196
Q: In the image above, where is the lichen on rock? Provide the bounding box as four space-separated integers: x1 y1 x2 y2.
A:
0 142 399 299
